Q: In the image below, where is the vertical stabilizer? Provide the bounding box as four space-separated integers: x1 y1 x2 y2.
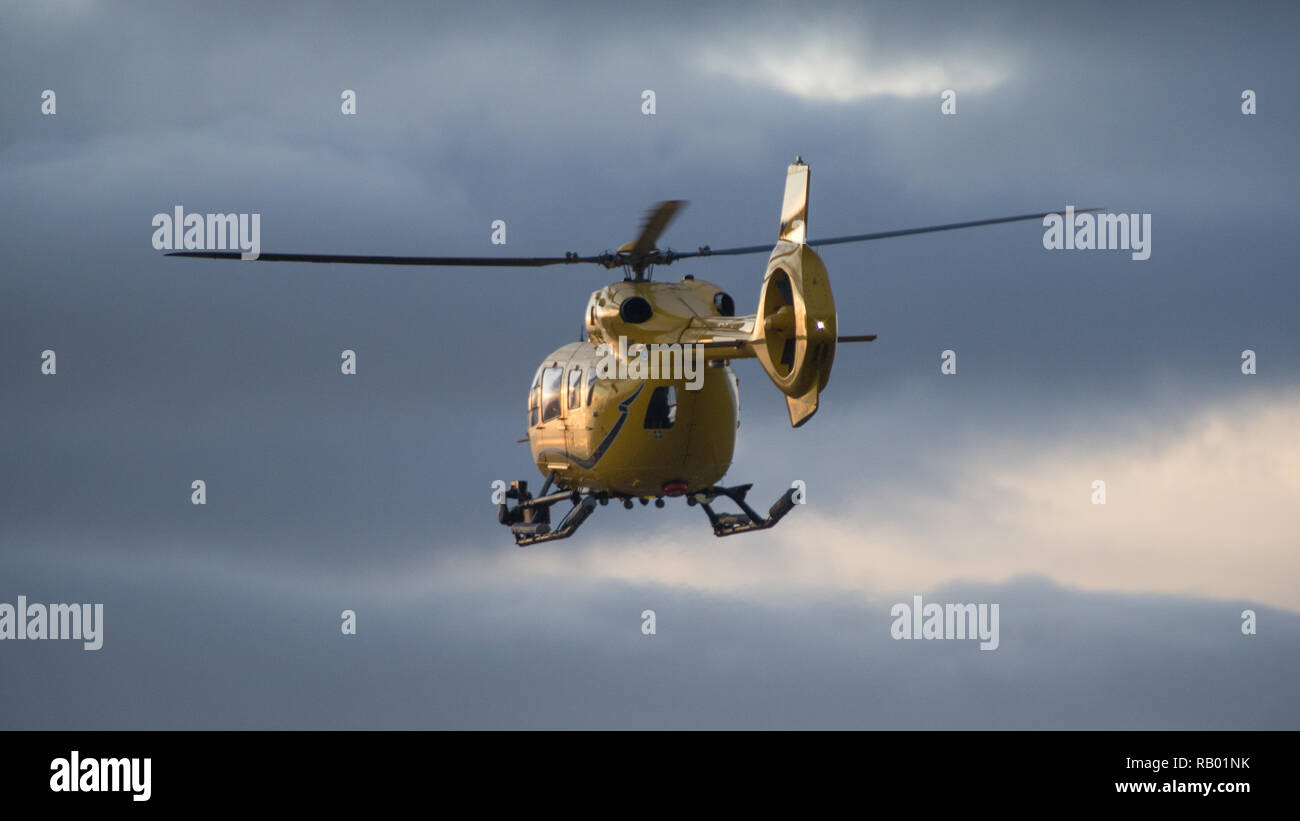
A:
779 158 809 244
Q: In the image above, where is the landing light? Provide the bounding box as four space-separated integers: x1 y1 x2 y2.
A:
663 481 688 497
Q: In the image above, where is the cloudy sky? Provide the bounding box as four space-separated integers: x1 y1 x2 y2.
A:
2 0 1297 729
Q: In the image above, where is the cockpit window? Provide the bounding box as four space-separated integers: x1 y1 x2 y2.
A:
585 366 599 406
528 367 542 427
541 366 563 422
643 385 677 429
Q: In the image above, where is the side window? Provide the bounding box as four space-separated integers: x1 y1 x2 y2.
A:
541 367 563 423
585 367 599 406
528 368 542 427
568 368 583 410
643 385 677 430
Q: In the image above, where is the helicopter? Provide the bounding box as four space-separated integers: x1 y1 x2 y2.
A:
169 159 1091 546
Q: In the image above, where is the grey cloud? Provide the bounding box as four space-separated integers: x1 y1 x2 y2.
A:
2 0 1296 729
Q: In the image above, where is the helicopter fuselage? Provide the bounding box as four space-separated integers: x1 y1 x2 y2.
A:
526 276 743 498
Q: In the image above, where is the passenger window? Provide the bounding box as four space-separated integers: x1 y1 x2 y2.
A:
643 385 676 429
585 367 599 406
541 367 564 422
568 368 583 410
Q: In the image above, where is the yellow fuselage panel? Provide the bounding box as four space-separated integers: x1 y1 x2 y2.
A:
527 340 738 496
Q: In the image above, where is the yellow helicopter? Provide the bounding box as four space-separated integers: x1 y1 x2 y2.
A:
170 159 1084 545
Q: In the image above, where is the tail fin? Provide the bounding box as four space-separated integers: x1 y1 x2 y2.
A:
779 159 809 244
676 159 842 427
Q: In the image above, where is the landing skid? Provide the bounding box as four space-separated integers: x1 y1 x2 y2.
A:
497 473 799 546
691 483 799 537
497 475 597 547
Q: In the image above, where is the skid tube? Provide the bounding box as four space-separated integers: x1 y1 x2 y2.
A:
497 473 800 545
691 483 799 537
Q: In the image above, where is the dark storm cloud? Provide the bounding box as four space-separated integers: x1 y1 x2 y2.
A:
5 1 1297 390
3 0 1295 416
2 0 1297 728
1 565 1294 730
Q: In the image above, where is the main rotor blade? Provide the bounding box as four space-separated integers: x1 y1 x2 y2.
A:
166 207 1102 269
671 207 1103 261
165 251 604 266
629 200 686 259
809 208 1104 248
